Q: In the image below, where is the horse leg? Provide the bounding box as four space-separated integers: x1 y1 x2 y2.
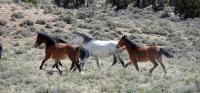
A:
125 61 132 68
149 60 158 74
70 63 75 71
133 62 139 72
119 58 125 67
58 61 63 67
52 63 56 68
75 62 81 72
55 60 62 74
80 58 87 69
39 56 50 70
95 57 101 69
72 59 79 71
111 55 117 66
157 57 167 74
52 60 62 68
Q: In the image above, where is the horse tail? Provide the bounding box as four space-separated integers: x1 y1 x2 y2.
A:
76 47 81 54
160 48 174 58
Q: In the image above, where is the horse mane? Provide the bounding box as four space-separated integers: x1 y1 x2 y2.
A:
75 32 93 44
125 37 140 49
38 32 56 46
53 37 67 43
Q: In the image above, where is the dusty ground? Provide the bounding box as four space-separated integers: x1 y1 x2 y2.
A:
0 0 200 93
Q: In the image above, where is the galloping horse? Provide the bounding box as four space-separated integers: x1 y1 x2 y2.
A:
72 33 125 69
34 32 81 73
53 37 90 70
116 35 174 74
0 43 2 59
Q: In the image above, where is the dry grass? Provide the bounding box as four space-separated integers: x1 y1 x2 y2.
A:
0 1 200 93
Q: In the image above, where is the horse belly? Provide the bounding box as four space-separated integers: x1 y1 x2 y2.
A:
135 51 149 62
51 49 68 59
92 50 110 58
137 56 149 62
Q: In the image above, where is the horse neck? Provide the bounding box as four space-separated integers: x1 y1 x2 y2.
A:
124 39 139 51
44 37 55 48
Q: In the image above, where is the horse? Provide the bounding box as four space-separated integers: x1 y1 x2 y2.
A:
0 43 2 59
71 32 125 69
116 35 174 74
34 32 81 73
53 37 90 70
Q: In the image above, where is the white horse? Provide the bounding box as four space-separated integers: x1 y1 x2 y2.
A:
71 33 125 69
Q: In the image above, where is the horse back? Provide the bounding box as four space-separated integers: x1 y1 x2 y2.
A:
133 46 160 62
47 43 69 59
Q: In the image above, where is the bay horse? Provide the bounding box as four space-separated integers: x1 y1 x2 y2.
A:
71 32 125 69
0 43 2 59
53 37 90 70
116 35 174 74
34 32 81 73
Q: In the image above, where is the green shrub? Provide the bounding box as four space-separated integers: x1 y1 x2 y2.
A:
21 0 37 6
45 23 52 29
11 12 24 19
59 16 74 24
173 0 200 19
35 19 46 25
0 19 7 26
19 19 34 27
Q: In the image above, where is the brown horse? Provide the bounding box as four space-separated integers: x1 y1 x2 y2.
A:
34 32 81 73
116 35 174 74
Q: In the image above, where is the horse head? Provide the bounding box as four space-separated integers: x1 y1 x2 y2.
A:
34 32 55 48
116 35 127 48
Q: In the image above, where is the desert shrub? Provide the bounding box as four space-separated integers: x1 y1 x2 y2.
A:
173 0 200 19
53 21 65 28
35 19 46 25
142 27 170 36
0 27 12 37
76 12 93 19
58 15 74 24
0 19 7 26
21 0 37 6
13 28 35 39
52 29 73 40
78 23 93 29
106 21 116 30
43 6 53 14
45 23 52 29
19 19 34 27
11 12 24 19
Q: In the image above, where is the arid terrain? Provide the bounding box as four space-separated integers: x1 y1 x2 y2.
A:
0 0 200 93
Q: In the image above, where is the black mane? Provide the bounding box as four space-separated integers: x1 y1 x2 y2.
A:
125 37 140 49
53 37 67 43
38 33 56 47
75 32 93 44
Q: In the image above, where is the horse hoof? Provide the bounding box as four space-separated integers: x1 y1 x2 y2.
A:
59 71 63 74
39 67 43 70
81 72 85 75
